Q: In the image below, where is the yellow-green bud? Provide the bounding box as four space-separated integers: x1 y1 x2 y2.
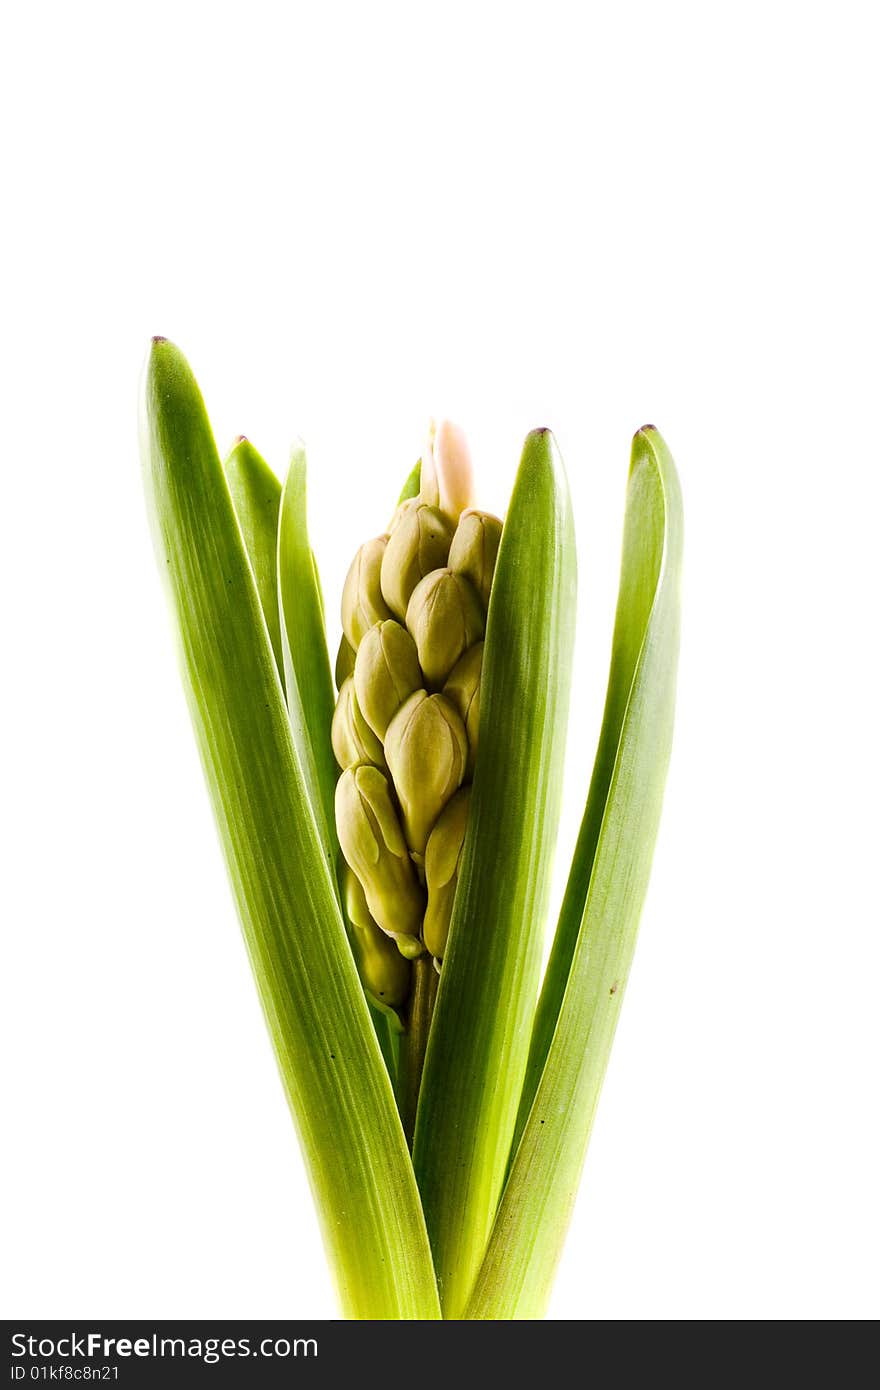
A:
340 536 393 648
379 503 454 620
343 865 411 1008
331 677 385 770
384 690 467 855
395 935 427 961
387 496 420 533
353 620 421 739
448 509 502 609
423 786 471 961
443 642 482 778
405 568 485 687
335 635 356 689
336 764 425 944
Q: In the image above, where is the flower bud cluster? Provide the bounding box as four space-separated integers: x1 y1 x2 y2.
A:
332 429 502 1003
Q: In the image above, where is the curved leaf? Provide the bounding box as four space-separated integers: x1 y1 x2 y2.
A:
140 339 439 1320
412 429 576 1317
223 438 284 684
466 426 683 1320
277 443 338 878
227 440 394 1073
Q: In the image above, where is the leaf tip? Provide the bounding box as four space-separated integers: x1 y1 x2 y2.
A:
147 336 185 370
631 423 670 473
143 336 195 395
519 427 569 503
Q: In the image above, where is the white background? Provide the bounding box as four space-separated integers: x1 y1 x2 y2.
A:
2 2 878 1320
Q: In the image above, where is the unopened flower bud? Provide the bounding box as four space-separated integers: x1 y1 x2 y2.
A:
388 496 420 533
448 509 502 609
405 568 485 687
336 764 425 943
343 865 411 1008
340 536 393 648
332 677 385 770
354 620 421 739
443 642 482 778
423 787 471 961
420 420 475 520
395 935 427 960
384 691 467 855
380 503 454 620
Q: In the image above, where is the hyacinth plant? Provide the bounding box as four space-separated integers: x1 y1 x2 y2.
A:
140 338 683 1320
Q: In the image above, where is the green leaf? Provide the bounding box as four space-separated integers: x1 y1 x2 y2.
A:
223 438 284 684
397 459 421 504
277 443 339 878
466 426 683 1320
227 439 394 1074
412 428 577 1317
141 339 440 1321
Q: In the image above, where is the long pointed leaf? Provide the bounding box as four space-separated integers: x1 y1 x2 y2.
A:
513 427 679 1143
466 426 683 1319
227 439 394 1072
412 429 576 1317
141 339 439 1320
223 437 284 683
277 443 338 878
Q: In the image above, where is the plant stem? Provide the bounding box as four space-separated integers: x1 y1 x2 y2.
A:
397 955 438 1147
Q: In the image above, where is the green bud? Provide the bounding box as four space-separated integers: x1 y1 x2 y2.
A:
384 690 467 855
331 677 385 770
343 865 411 1008
380 502 454 620
354 620 421 739
336 764 425 944
443 641 482 778
448 509 503 608
423 786 471 961
396 935 427 960
405 568 485 687
340 535 393 648
335 635 356 689
387 496 420 533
